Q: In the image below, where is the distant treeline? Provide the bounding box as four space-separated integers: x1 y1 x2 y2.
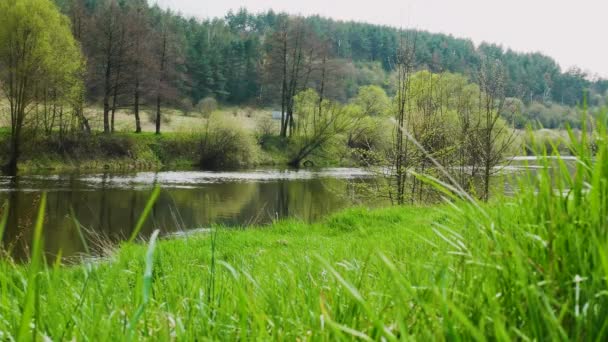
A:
53 0 607 111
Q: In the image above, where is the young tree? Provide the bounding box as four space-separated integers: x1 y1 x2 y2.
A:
475 56 516 201
391 33 417 204
152 14 182 135
0 0 83 174
353 85 390 117
287 89 354 167
64 0 91 134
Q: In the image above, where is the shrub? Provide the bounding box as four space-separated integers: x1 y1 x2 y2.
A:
151 133 201 164
347 116 390 151
146 111 172 125
255 115 278 144
178 98 195 116
196 97 218 117
97 134 137 158
198 113 259 169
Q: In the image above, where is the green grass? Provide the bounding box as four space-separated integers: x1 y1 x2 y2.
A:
0 206 445 340
0 114 607 340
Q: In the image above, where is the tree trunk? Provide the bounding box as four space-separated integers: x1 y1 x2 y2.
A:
134 62 142 133
134 83 142 133
155 31 167 135
279 31 288 138
155 93 161 135
103 61 112 134
4 125 21 176
110 104 117 133
133 18 143 134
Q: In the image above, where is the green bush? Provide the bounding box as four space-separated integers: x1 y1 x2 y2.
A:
196 97 218 118
198 114 260 169
150 133 201 164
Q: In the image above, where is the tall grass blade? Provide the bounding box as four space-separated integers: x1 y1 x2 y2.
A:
70 208 90 255
128 186 161 243
17 193 47 341
0 201 8 246
128 229 160 338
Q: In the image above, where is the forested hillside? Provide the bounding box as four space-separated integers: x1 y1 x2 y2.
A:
53 0 607 128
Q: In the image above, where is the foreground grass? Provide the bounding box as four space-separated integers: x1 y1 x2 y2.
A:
0 206 449 340
1 192 607 340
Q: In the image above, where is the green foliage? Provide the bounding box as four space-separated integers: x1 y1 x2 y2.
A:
0 0 82 88
198 114 260 169
288 89 354 166
519 129 572 155
347 115 391 152
0 0 83 108
0 0 83 172
342 61 391 98
352 85 390 117
196 97 218 117
520 101 581 129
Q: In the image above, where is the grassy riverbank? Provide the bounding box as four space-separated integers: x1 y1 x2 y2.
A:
0 205 443 339
0 108 355 173
0 117 606 340
1 131 608 340
0 101 575 173
0 130 286 173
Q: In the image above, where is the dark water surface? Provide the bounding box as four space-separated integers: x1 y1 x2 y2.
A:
0 168 378 261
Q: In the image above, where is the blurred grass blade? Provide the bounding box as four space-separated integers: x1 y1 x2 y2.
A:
0 200 9 246
70 208 90 255
128 186 161 243
128 229 160 336
17 193 47 341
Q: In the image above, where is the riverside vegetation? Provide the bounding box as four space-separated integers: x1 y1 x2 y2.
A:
1 0 607 175
0 112 606 340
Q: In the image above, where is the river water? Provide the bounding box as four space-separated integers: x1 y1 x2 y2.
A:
0 168 379 261
0 158 566 262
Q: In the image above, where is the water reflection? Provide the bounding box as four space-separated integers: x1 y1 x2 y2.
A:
0 168 377 261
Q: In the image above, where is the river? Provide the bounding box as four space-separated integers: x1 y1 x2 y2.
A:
0 168 379 261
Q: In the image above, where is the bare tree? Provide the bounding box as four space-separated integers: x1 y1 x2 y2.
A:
155 26 168 135
152 15 183 135
264 17 324 138
87 0 131 134
109 24 131 133
129 4 153 133
391 32 417 205
66 0 91 134
475 56 516 201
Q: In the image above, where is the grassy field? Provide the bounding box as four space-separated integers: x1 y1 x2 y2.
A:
82 106 269 134
0 99 272 134
0 115 607 340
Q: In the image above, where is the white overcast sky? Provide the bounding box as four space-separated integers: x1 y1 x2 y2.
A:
153 0 608 78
